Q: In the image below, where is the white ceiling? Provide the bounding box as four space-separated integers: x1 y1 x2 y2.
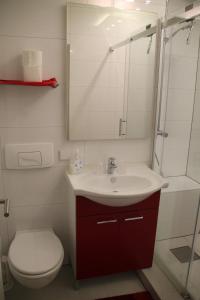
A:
85 0 167 16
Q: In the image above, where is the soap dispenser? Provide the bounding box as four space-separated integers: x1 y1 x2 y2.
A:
69 148 83 174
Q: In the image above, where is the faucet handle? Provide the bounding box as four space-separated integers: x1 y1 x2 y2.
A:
108 157 116 162
107 157 117 174
108 157 117 167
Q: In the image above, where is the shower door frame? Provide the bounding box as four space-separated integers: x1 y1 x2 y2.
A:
184 21 200 298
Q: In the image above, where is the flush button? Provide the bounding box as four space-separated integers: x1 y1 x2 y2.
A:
5 143 54 169
18 151 42 167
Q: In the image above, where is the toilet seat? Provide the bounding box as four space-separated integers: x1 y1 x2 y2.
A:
8 230 64 276
9 256 63 279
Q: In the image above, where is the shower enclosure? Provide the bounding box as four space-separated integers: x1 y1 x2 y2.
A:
111 1 200 298
153 2 200 299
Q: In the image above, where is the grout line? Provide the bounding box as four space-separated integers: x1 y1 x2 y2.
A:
0 125 65 129
0 34 66 41
1 164 67 171
156 234 195 242
9 202 67 209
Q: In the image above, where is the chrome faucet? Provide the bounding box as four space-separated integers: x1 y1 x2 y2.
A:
107 157 118 175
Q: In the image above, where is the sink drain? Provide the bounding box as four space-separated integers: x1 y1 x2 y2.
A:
113 190 119 193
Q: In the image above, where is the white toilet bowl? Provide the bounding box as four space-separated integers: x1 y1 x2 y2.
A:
8 229 64 289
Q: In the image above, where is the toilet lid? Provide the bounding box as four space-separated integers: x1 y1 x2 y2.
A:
8 230 64 275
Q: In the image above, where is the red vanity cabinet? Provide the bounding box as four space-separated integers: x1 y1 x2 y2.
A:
119 209 159 271
76 191 160 280
77 214 120 279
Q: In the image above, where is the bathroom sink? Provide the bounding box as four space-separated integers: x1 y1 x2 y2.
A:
65 164 167 207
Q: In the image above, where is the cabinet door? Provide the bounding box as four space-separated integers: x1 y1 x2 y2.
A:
77 215 120 279
120 209 158 271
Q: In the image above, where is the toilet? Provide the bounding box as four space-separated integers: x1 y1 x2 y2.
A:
8 229 64 289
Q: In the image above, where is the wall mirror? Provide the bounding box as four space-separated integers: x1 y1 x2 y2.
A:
67 3 158 140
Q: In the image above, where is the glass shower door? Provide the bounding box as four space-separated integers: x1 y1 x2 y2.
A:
125 31 157 140
154 18 200 297
186 27 200 300
185 201 200 300
152 24 170 174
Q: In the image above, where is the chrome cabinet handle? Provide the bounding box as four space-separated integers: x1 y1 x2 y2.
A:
124 216 144 222
0 199 9 217
157 130 168 138
97 220 117 225
119 118 127 136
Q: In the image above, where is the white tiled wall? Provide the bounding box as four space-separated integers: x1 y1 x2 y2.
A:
167 0 198 18
0 0 165 260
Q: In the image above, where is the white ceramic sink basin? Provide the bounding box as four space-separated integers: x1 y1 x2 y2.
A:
66 164 167 207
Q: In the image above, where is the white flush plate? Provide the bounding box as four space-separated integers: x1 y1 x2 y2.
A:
5 143 54 169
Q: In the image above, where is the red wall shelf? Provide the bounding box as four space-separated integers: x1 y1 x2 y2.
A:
0 77 59 88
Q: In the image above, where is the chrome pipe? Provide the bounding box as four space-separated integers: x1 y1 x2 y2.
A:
0 199 9 217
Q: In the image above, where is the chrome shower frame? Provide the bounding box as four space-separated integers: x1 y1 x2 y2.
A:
109 18 186 165
109 6 200 170
164 19 196 45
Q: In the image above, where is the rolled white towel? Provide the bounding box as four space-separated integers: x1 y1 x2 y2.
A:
22 50 42 67
22 50 42 82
